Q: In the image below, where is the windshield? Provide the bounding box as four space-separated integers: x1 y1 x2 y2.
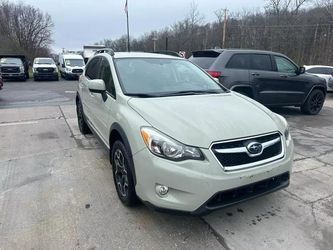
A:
0 58 23 65
114 58 225 97
65 59 84 67
35 58 55 64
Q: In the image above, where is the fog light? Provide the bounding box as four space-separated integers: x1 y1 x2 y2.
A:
156 184 169 196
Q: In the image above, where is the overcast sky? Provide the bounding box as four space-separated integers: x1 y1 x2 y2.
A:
13 0 266 52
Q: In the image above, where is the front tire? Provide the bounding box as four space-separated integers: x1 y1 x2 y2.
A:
76 98 91 134
111 141 138 206
301 89 325 115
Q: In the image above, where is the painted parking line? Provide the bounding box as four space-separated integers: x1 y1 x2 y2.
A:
65 91 76 94
0 121 38 127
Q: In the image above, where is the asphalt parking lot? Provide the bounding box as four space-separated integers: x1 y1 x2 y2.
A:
0 79 333 250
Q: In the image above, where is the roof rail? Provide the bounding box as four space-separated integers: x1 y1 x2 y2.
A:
94 48 115 56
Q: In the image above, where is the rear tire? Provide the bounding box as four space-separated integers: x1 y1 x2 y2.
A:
76 98 91 134
111 141 138 206
301 89 325 115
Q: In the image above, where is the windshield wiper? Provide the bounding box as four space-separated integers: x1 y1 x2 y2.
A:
126 93 161 98
161 90 223 97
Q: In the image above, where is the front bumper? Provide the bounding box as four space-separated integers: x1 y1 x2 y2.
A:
34 72 58 80
1 72 25 80
64 71 83 79
133 139 293 214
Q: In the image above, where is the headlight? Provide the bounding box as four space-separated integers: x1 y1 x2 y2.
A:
65 68 71 73
20 66 24 73
275 114 291 141
54 67 58 72
140 127 204 161
32 67 37 73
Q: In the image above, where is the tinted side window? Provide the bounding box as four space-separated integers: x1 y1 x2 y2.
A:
85 57 101 79
226 54 250 69
99 58 115 96
274 56 297 73
190 51 221 69
307 67 326 74
250 54 272 71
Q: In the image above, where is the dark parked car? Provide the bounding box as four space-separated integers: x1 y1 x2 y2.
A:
0 55 29 81
0 75 3 90
189 49 327 115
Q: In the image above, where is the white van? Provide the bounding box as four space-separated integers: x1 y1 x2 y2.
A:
58 54 85 80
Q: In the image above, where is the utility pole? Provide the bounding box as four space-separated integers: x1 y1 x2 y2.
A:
222 8 228 48
152 32 157 52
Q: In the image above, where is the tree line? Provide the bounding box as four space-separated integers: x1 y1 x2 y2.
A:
98 0 333 65
0 0 53 61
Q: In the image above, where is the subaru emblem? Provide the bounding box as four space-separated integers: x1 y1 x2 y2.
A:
246 142 263 155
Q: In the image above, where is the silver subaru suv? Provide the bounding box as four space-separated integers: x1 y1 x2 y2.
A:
76 49 294 214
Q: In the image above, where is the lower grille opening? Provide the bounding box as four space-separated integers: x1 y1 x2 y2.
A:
206 172 290 209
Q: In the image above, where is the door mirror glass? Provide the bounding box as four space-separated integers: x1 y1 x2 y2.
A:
298 66 305 75
62 63 65 68
88 79 106 93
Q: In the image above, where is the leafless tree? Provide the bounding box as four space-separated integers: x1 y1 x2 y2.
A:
0 0 54 59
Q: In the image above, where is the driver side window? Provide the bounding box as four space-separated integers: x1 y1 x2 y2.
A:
274 56 297 74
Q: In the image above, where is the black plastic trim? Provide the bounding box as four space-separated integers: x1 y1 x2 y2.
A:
110 123 137 185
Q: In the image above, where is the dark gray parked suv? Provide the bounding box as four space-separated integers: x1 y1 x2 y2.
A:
189 49 327 115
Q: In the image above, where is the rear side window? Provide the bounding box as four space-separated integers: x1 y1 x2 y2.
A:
307 67 333 75
85 57 101 79
250 54 272 71
226 54 251 69
190 51 221 69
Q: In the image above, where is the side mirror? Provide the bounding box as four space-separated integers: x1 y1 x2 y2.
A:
57 62 60 66
88 79 106 93
61 64 65 68
297 66 305 75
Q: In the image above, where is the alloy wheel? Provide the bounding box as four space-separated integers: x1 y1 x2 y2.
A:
114 149 129 198
309 92 324 113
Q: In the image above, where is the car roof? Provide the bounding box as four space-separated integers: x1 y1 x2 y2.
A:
34 57 53 60
192 48 285 57
113 52 184 59
62 54 84 59
304 65 333 68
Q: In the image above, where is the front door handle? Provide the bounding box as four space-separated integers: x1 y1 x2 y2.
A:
251 73 260 76
280 75 288 78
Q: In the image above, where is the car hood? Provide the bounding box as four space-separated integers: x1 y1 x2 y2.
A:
33 64 57 68
0 64 22 67
128 93 282 148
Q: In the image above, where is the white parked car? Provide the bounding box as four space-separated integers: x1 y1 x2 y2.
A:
305 65 333 92
58 54 85 80
76 50 294 214
33 57 59 81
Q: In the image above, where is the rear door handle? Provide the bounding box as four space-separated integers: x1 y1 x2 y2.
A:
251 73 260 76
280 75 288 78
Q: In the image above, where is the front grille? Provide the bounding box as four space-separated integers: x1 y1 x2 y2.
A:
206 172 290 209
211 132 284 171
72 69 83 74
36 67 54 73
1 67 20 73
